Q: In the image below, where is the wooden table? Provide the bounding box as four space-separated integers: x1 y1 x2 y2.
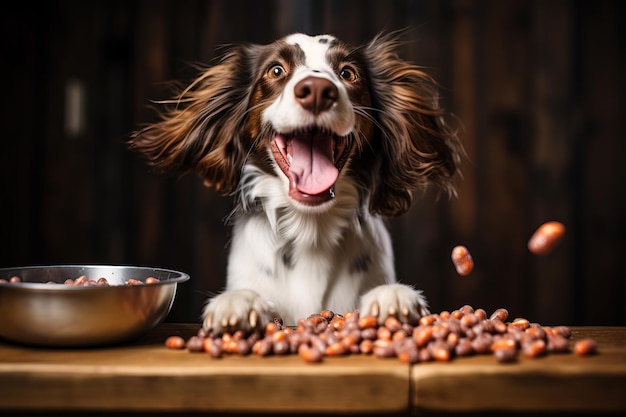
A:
0 325 624 416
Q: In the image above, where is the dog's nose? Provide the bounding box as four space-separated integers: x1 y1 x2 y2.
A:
294 76 338 115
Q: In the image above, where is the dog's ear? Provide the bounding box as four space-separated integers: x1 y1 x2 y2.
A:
129 44 262 194
362 31 462 217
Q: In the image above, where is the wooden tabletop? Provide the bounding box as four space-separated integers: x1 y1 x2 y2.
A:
0 324 624 416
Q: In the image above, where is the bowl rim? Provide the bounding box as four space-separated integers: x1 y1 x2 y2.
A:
0 264 190 290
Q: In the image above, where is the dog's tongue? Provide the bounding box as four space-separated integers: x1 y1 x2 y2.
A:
288 131 338 195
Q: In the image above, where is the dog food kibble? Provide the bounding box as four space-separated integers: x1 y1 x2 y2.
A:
528 221 566 255
2 275 160 286
166 306 597 364
165 335 186 349
451 245 474 276
574 338 597 356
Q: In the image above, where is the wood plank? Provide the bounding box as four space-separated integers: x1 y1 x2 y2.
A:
0 324 409 413
411 327 626 413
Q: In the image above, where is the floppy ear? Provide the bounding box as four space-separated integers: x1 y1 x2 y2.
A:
362 32 462 217
129 44 262 194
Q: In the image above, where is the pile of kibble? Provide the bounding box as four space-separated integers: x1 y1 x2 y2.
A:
0 275 160 286
165 305 597 363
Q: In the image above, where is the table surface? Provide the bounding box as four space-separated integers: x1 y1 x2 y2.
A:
0 324 624 415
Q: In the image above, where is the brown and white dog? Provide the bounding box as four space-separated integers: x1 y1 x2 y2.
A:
130 32 462 334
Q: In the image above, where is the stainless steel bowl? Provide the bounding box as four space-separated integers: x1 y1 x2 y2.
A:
0 265 190 347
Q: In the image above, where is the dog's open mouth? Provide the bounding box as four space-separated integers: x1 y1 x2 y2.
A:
271 128 352 205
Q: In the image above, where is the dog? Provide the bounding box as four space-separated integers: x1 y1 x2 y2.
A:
130 32 462 334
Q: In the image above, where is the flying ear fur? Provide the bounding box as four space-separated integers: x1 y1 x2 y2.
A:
129 44 261 194
362 31 462 217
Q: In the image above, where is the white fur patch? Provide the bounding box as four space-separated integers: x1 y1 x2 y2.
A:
261 33 355 136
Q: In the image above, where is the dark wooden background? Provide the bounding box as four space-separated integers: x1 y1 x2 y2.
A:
2 0 624 326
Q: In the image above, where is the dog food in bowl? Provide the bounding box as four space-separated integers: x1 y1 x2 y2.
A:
0 265 189 347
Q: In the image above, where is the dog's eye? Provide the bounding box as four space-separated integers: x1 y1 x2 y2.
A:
268 64 286 79
339 66 358 82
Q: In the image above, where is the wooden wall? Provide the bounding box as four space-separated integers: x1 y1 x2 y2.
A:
1 0 624 325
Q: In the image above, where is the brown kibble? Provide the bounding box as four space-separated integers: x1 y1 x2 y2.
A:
547 334 570 353
522 339 547 358
186 336 205 352
494 347 517 363
264 322 279 336
162 306 595 365
552 325 572 338
491 337 517 352
509 318 530 330
330 315 345 330
471 334 493 354
451 245 474 276
377 326 392 341
299 345 323 363
489 308 509 322
320 309 334 321
474 308 487 321
252 338 273 356
359 339 374 354
208 340 224 358
455 338 474 357
528 221 566 255
451 310 464 320
273 339 290 355
412 326 434 347
358 316 378 329
419 315 436 326
326 341 348 356
384 316 402 333
165 335 186 350
574 338 597 356
430 341 452 361
236 338 251 355
372 340 395 357
398 346 420 364
460 305 474 314
74 275 88 285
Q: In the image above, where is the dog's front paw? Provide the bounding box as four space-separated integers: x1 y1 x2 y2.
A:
202 289 278 334
359 283 429 325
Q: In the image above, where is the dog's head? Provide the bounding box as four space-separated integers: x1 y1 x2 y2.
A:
130 32 461 217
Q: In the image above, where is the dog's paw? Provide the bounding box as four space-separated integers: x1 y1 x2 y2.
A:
359 283 430 325
202 289 279 334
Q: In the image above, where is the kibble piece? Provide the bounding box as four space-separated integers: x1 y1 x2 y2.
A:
574 338 597 356
522 339 547 358
451 245 474 276
489 308 509 322
528 221 566 255
145 277 160 284
165 335 186 350
299 345 323 363
455 338 474 357
547 334 570 353
494 347 517 363
186 336 205 352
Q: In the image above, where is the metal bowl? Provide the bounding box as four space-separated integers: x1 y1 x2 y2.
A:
0 265 189 347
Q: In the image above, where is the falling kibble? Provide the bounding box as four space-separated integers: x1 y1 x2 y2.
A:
528 221 566 255
451 245 474 276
